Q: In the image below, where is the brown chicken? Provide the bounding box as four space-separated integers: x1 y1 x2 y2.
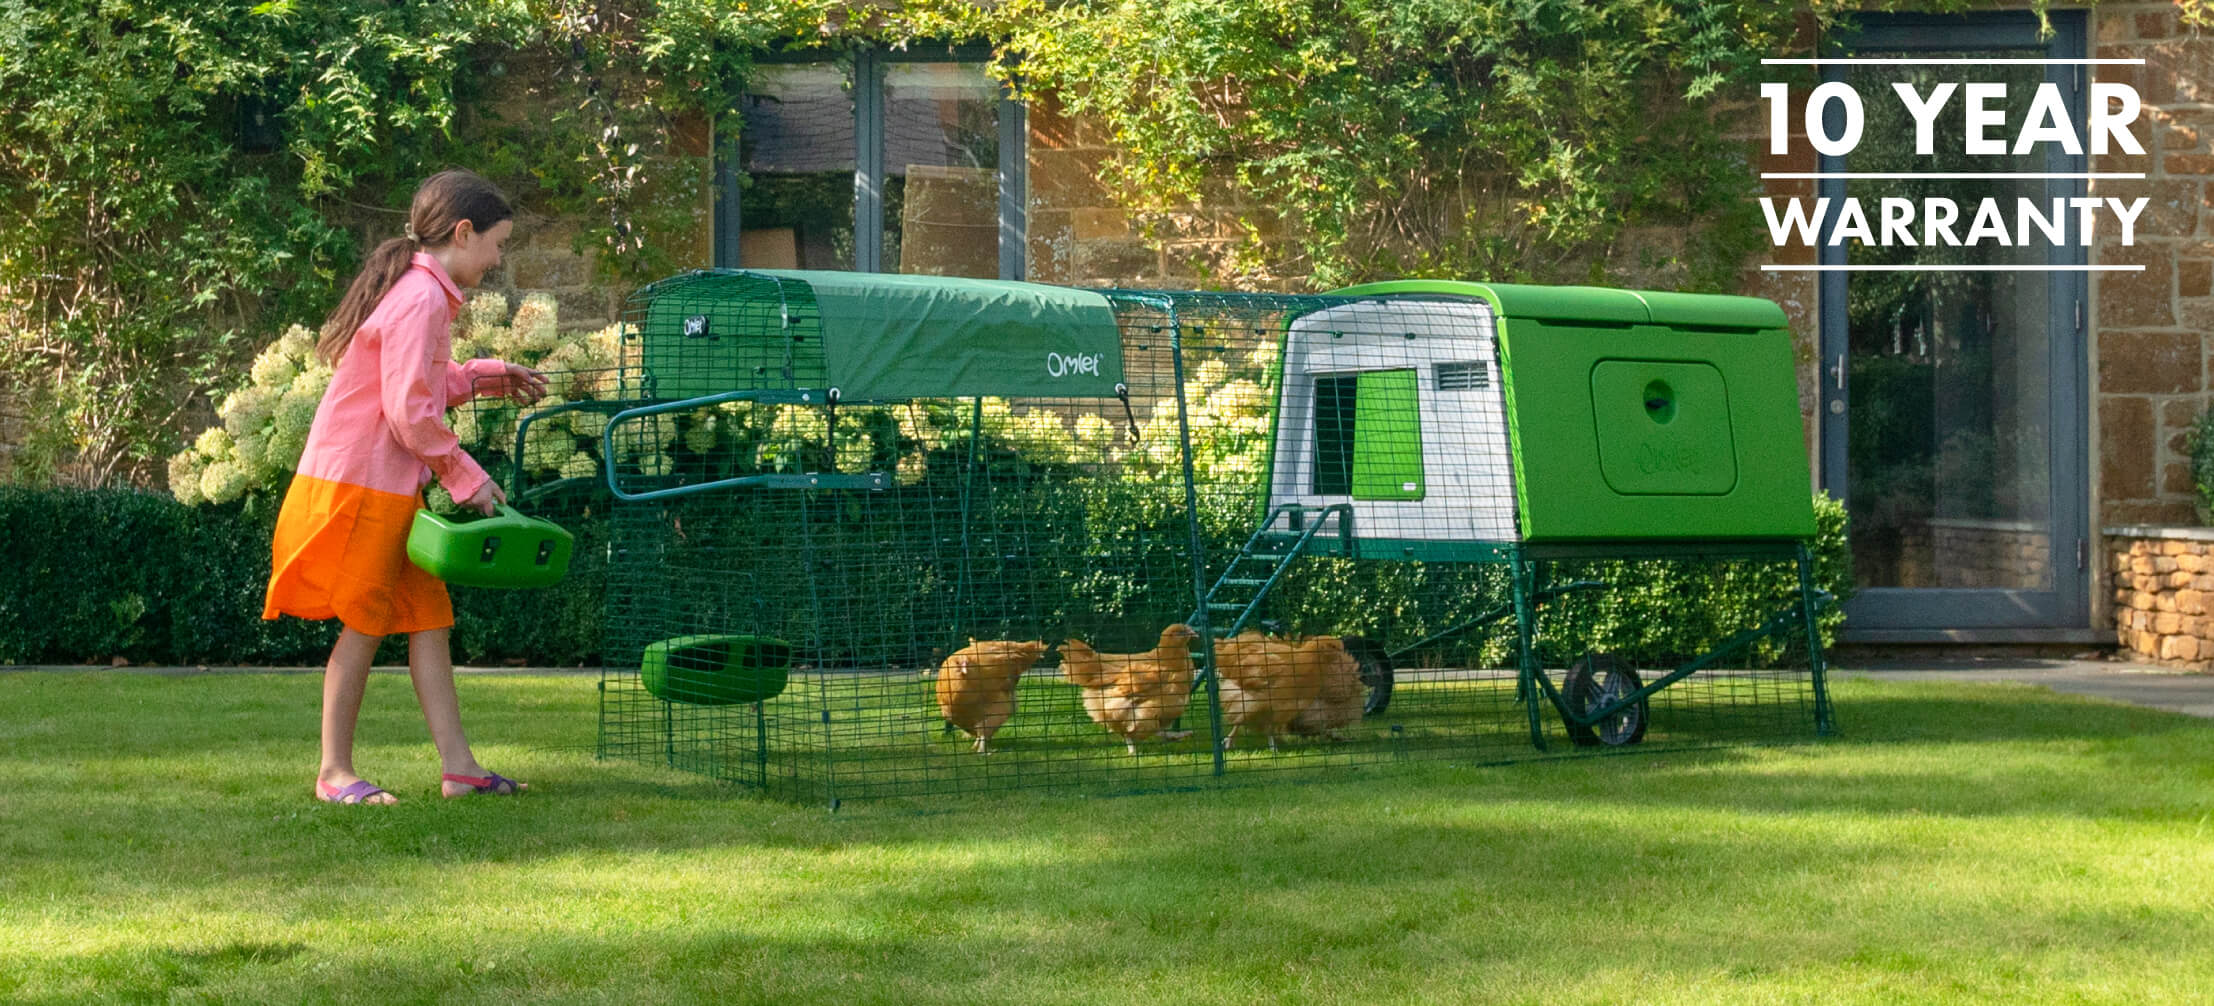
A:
936 639 1048 754
1213 632 1363 750
1059 624 1201 754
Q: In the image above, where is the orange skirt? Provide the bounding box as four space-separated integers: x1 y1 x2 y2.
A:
262 473 453 636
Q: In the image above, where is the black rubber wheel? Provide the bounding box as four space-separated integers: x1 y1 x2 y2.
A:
1561 652 1648 747
1341 636 1394 717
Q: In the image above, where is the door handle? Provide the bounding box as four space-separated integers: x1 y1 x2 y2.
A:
1829 354 1846 391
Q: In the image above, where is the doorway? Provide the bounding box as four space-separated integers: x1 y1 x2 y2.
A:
1819 12 2091 636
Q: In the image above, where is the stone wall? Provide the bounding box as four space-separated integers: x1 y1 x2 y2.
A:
1023 97 1281 289
2092 3 2214 530
2108 526 2214 667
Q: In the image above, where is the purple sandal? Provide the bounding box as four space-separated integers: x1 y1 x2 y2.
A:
442 771 524 796
316 779 391 805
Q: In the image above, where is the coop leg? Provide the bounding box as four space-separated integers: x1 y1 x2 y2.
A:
1796 544 1837 737
1511 554 1548 753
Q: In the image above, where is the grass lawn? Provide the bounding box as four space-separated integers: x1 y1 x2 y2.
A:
2 670 2210 1004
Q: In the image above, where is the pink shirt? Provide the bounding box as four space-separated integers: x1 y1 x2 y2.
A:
296 253 508 500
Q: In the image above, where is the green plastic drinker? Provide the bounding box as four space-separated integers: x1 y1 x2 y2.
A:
641 634 793 705
406 504 575 589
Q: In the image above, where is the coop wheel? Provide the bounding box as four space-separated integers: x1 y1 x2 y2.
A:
1561 652 1647 747
1341 636 1394 717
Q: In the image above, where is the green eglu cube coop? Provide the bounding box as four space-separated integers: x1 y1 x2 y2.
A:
529 269 1834 805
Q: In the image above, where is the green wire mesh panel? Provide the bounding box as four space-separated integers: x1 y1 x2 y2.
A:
543 273 1832 805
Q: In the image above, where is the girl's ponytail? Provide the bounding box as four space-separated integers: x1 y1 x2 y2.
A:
317 237 418 364
316 169 513 364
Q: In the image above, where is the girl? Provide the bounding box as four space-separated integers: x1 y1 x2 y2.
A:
263 169 549 805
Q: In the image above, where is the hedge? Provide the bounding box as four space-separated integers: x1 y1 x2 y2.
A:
1 483 1844 668
0 486 602 666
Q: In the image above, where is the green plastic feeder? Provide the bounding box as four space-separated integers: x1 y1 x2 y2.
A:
406 504 575 589
640 634 793 705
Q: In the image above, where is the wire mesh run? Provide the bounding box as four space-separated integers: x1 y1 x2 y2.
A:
502 275 1834 805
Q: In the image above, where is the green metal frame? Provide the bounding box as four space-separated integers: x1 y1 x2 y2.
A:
555 277 1835 804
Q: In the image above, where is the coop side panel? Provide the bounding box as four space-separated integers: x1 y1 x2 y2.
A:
1498 317 1814 542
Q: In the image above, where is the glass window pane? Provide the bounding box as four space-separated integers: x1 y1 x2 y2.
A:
882 62 1000 277
1843 55 2054 591
740 64 856 270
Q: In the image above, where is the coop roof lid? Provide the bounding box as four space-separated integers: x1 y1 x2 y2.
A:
1331 280 1787 330
746 270 1126 399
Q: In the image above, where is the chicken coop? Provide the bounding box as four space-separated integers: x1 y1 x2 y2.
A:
514 269 1835 805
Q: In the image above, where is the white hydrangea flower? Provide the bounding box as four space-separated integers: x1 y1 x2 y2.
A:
560 451 600 481
1074 413 1117 450
249 350 298 389
683 414 720 455
168 452 205 506
466 292 509 336
451 407 484 448
510 292 561 355
568 407 608 442
276 324 317 366
218 386 278 437
267 423 309 473
835 438 875 474
636 452 675 477
524 429 574 472
273 385 320 436
193 426 234 459
199 459 249 504
233 429 270 470
896 452 928 486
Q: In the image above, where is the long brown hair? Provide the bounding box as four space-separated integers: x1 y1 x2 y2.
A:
318 169 513 363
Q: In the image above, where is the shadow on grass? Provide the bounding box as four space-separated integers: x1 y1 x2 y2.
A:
2 674 2209 881
16 787 2214 1004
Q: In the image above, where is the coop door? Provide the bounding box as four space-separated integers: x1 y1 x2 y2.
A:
1311 371 1425 501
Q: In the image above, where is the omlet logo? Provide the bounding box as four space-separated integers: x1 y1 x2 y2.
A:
1046 351 1102 378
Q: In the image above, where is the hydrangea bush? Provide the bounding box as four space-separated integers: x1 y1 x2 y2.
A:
168 294 623 507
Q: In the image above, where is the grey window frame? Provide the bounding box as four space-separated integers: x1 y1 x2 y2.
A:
712 44 1027 280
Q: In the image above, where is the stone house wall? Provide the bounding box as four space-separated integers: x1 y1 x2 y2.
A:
2092 2 2214 531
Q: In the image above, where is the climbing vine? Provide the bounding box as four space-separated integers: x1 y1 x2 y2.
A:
0 0 2073 487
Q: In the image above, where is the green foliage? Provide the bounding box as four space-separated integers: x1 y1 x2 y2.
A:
2186 407 2214 525
15 0 2006 486
998 1 1763 288
0 486 603 665
0 0 530 486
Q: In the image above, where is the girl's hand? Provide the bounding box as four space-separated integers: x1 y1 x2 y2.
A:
500 363 549 405
460 480 507 516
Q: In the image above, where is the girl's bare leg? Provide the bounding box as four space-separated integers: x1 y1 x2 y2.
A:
407 627 525 796
319 627 395 803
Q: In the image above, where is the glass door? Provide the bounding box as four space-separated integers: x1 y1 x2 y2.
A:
1821 12 2089 630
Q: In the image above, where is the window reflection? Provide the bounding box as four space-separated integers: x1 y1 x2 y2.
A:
882 62 1001 278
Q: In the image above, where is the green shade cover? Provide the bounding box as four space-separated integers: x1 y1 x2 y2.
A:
637 269 1126 401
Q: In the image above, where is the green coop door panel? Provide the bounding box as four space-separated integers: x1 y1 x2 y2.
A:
1590 360 1737 496
1351 369 1425 501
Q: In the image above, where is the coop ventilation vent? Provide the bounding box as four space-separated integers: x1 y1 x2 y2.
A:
1434 361 1490 391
